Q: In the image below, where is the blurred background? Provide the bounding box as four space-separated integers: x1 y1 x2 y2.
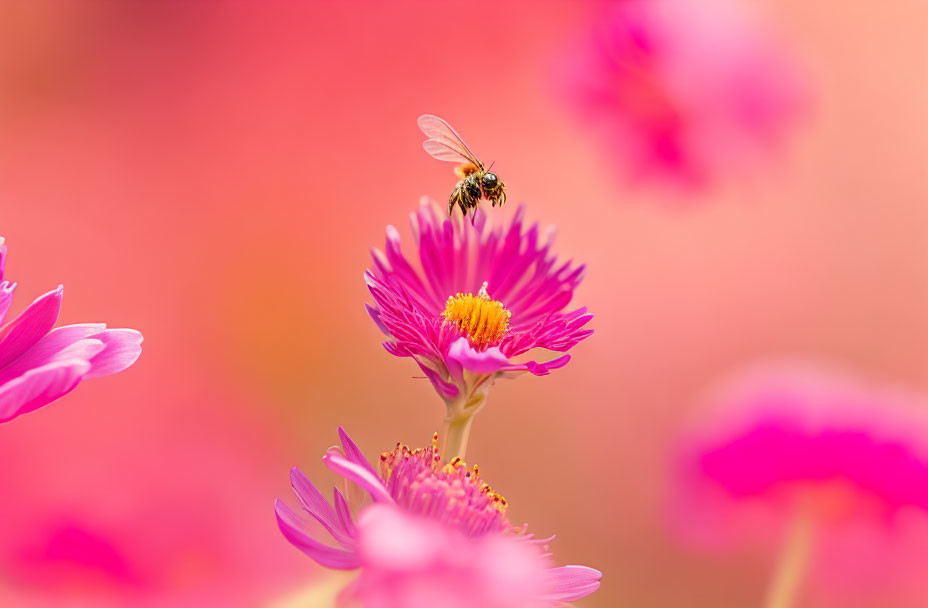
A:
1 1 926 606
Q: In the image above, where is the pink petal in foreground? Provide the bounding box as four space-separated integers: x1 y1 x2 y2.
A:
290 467 353 547
332 487 357 537
540 565 603 602
0 337 106 388
0 287 64 368
0 325 104 384
274 500 361 570
0 359 92 422
85 328 143 379
355 503 440 570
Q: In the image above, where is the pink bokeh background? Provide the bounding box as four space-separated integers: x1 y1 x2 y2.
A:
1 1 927 606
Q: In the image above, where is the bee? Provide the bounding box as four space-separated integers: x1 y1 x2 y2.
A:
418 114 506 220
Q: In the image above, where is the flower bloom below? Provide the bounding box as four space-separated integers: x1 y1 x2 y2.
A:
365 201 593 404
275 428 601 607
0 239 143 423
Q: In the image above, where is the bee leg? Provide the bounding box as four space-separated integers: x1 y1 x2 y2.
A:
449 183 465 217
495 188 506 208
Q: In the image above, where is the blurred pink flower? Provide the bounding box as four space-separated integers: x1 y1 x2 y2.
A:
275 428 601 607
558 0 806 190
673 362 928 603
365 201 592 457
0 239 142 422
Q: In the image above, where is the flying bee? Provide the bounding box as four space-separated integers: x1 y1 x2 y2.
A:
418 114 506 220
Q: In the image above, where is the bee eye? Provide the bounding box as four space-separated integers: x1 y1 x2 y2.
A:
482 173 498 188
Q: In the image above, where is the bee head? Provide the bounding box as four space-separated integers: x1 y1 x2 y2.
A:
481 172 500 192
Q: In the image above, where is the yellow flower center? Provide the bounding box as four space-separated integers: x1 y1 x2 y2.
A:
442 455 509 513
442 282 511 348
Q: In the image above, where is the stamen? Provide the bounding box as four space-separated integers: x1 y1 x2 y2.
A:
442 281 511 348
378 435 510 535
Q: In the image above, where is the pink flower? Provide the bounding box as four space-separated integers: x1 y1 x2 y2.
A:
275 428 601 607
673 362 928 603
365 201 592 457
0 239 142 422
558 0 806 189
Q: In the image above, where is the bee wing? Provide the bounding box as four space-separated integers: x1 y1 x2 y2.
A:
418 114 482 167
422 138 475 164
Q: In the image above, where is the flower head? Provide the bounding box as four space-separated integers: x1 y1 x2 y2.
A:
673 362 928 599
275 428 601 607
378 434 510 537
365 201 592 434
558 0 807 190
0 239 143 423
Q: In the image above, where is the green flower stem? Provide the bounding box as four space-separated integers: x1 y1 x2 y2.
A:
764 513 813 608
439 384 490 462
439 414 476 463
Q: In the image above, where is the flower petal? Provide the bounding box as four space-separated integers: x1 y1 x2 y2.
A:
0 358 92 423
540 565 603 602
354 503 439 570
290 467 353 548
274 499 361 569
0 286 63 368
0 324 102 381
364 303 389 335
337 427 379 478
447 337 514 375
413 358 459 398
445 338 571 379
0 333 105 387
323 449 393 504
0 281 14 325
84 328 143 379
522 354 571 376
0 239 7 283
332 487 357 538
